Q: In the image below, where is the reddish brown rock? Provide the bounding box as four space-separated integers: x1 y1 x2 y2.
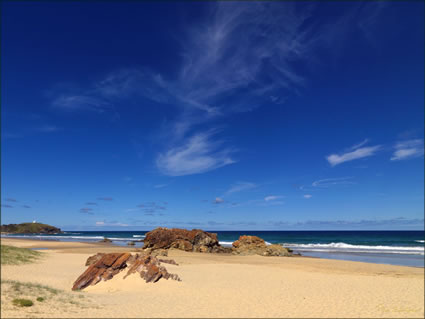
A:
232 235 267 249
142 227 225 253
264 244 292 257
85 253 105 266
72 253 131 290
124 254 181 283
158 258 179 265
232 236 293 257
73 252 180 290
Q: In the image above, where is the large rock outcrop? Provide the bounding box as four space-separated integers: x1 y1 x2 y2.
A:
232 236 292 257
72 252 180 290
142 227 230 253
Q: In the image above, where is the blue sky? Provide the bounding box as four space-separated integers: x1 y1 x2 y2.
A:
1 1 424 231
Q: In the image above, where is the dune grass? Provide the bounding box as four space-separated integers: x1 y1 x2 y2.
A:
1 279 93 315
12 298 34 307
1 245 43 265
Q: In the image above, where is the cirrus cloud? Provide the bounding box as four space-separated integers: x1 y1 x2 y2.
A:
326 140 381 166
390 139 424 161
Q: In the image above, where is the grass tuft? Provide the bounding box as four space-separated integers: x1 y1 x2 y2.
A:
12 298 33 307
36 297 45 302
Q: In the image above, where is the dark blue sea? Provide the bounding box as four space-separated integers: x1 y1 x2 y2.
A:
4 230 424 268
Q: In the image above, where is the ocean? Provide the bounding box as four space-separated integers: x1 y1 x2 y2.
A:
3 230 424 268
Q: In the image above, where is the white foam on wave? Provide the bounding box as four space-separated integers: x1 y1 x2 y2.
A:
133 235 145 238
282 242 424 255
3 235 138 241
219 241 234 246
415 240 424 243
219 240 272 246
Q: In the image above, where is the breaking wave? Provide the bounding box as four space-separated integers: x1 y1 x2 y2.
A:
282 242 424 255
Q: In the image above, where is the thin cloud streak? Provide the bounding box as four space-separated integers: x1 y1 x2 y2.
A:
226 182 257 195
264 195 284 201
326 140 381 166
97 197 113 201
312 177 354 188
391 139 424 161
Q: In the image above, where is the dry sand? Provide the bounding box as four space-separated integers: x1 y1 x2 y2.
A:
1 238 424 318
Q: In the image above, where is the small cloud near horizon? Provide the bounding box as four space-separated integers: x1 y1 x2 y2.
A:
214 197 225 204
95 221 129 227
226 182 257 195
97 197 113 201
154 184 168 189
312 177 354 188
264 195 284 201
80 207 94 214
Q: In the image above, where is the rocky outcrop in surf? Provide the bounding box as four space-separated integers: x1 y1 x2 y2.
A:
142 227 231 253
232 235 293 256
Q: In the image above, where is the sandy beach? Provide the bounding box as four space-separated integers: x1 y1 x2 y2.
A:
1 237 424 318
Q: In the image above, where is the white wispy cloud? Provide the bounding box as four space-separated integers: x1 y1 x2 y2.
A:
390 139 424 161
326 140 381 166
36 125 61 133
226 182 257 195
312 177 354 188
95 221 129 227
156 131 235 176
303 194 312 199
154 183 169 189
348 138 369 150
52 95 113 113
264 195 284 201
49 3 373 176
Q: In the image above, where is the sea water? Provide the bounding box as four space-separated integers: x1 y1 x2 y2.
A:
3 230 424 267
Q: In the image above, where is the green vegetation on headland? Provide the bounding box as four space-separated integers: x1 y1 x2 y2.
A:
1 245 43 265
0 222 62 234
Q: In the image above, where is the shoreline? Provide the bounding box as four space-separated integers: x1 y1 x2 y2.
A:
1 237 423 272
2 235 423 268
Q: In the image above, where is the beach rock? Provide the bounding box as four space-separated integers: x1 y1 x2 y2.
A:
72 252 180 290
232 236 293 257
158 258 178 265
85 253 105 266
127 241 136 246
232 235 267 255
99 237 112 243
151 249 168 257
124 254 181 283
143 227 224 253
263 244 292 257
72 253 131 290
